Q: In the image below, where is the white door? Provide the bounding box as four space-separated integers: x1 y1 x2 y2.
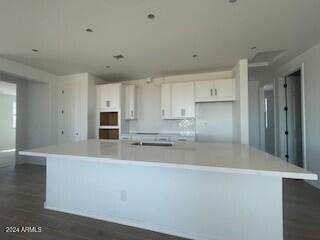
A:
171 82 195 118
161 83 172 119
214 79 234 98
195 80 213 102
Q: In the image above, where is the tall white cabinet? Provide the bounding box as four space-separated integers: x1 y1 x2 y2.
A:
125 85 136 120
59 80 82 143
58 73 103 144
161 83 172 119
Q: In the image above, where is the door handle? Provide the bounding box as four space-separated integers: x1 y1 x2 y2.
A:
215 88 217 96
131 110 133 117
210 88 213 96
162 109 165 116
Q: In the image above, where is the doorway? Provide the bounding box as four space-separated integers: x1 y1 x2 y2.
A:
260 83 275 155
0 81 17 167
264 84 275 155
283 70 303 167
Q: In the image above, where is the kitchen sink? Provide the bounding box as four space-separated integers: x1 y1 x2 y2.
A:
131 142 173 147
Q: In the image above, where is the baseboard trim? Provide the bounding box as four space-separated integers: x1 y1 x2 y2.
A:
44 204 207 240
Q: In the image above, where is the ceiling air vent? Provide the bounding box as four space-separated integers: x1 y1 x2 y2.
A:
113 54 124 60
249 49 287 68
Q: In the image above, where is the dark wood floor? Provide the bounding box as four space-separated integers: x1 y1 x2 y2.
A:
0 164 319 240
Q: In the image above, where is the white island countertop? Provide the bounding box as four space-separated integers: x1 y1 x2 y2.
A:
20 139 317 180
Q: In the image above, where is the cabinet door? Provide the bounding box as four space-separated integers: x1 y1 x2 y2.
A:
125 85 136 119
195 80 214 102
213 79 234 99
161 84 172 119
97 84 121 110
97 85 110 109
171 82 195 118
59 81 81 143
108 84 121 109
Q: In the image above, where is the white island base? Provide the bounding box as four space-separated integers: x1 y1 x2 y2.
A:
45 156 282 240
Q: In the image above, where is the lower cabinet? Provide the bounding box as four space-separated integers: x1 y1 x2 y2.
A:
120 134 195 142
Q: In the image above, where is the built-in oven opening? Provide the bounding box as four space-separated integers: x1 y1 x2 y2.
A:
100 112 118 126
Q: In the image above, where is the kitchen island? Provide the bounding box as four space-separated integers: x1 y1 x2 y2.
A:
20 140 317 240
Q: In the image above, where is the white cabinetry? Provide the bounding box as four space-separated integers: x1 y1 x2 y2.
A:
125 85 136 120
58 73 102 143
161 83 172 119
96 83 121 110
171 82 195 118
59 80 82 143
161 82 195 119
195 78 235 102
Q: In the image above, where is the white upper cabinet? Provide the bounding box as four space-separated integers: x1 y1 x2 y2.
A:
195 78 235 102
96 83 121 110
161 81 195 119
214 79 234 98
194 80 213 101
161 83 172 119
125 85 136 120
171 82 195 118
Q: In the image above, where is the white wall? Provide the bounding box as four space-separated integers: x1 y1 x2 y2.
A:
232 59 249 144
195 102 233 143
248 81 260 149
272 41 320 189
0 93 16 150
24 79 58 165
248 70 274 150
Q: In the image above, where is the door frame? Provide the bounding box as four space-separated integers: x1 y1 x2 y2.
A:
259 87 265 151
277 63 307 169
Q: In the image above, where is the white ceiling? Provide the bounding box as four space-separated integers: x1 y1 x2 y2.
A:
0 0 320 81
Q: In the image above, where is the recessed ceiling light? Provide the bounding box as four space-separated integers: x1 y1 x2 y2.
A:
105 66 111 68
251 46 257 50
113 54 124 60
192 54 198 58
147 13 155 20
32 49 39 52
229 0 238 3
86 28 93 32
